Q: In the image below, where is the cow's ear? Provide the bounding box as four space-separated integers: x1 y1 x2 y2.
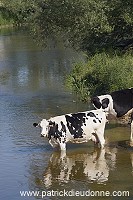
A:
49 122 58 134
102 98 109 109
61 121 66 133
92 97 101 109
33 123 38 127
49 121 55 127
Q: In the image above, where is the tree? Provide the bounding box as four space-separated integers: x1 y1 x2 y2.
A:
1 0 133 52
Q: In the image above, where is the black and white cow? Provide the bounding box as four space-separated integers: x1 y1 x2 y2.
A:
91 88 133 145
33 110 107 151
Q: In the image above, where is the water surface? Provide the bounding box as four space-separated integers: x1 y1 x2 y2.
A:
0 28 133 200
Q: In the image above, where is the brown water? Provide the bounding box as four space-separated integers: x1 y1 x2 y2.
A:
0 28 133 200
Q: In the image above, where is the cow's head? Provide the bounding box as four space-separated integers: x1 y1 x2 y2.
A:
91 94 114 114
33 119 58 138
33 119 50 137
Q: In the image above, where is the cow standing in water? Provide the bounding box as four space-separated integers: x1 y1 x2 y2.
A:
33 110 107 151
91 88 133 145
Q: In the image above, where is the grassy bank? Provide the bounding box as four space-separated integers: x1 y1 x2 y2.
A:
66 52 133 101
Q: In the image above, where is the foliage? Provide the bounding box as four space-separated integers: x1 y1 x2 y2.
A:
0 8 15 25
1 0 132 101
0 0 37 24
66 62 91 101
67 52 133 101
1 0 133 52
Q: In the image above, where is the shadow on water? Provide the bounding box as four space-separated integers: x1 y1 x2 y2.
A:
117 140 133 150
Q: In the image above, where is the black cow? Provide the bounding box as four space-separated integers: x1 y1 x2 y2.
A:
91 88 133 145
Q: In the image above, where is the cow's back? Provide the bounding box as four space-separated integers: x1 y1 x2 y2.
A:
111 88 133 117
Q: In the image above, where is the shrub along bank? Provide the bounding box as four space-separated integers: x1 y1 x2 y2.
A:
0 8 15 26
66 52 133 101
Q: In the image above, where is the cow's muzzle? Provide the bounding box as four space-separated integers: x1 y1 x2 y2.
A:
41 134 44 137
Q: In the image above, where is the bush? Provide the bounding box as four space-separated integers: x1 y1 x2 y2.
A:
0 9 15 26
66 52 133 101
66 62 91 101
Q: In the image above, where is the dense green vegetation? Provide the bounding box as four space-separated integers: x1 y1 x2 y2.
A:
1 0 133 100
67 52 133 101
0 8 15 26
1 0 133 51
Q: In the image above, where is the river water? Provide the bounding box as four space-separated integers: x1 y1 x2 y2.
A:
0 28 133 200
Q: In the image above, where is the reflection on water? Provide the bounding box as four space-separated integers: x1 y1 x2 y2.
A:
43 147 117 187
1 28 133 200
29 143 133 199
131 154 133 174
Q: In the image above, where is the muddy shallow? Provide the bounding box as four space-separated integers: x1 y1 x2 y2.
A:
0 28 133 200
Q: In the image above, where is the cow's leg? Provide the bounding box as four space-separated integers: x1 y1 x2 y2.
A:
59 142 66 151
99 136 105 149
49 139 58 148
130 153 133 174
91 134 97 143
96 129 105 149
130 113 133 146
58 134 67 151
91 133 99 147
60 150 66 159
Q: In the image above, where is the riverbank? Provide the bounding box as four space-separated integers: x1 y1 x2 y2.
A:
0 24 14 28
